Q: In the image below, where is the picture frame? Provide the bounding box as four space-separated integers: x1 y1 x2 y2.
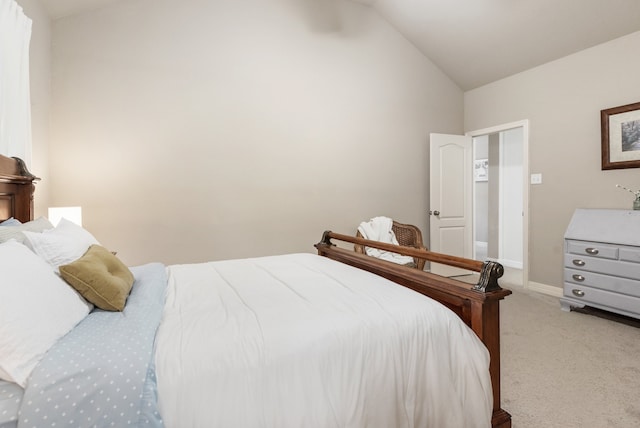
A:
474 159 488 182
601 101 640 170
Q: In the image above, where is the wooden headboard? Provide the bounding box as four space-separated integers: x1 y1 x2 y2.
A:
0 154 39 223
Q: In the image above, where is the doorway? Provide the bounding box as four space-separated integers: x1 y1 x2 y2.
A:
468 120 529 288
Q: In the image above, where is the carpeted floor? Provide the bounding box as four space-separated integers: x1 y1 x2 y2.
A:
499 285 640 427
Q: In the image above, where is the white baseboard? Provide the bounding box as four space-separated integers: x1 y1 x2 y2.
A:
527 281 562 298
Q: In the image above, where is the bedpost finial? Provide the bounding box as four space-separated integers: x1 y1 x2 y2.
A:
314 231 335 252
11 157 39 180
474 260 504 292
320 230 333 246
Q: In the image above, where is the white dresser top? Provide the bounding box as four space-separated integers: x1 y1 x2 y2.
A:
564 209 640 246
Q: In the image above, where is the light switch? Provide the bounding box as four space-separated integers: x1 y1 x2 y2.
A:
530 173 542 185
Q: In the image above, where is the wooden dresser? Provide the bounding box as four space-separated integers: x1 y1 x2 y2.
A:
561 209 640 319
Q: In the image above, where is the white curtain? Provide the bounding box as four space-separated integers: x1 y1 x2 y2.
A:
0 0 32 166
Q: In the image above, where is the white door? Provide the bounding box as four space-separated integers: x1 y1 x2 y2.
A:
429 133 473 276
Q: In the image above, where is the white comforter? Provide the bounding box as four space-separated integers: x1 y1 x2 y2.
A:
155 253 492 428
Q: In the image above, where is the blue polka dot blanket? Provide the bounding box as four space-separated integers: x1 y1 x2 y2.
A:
16 263 167 428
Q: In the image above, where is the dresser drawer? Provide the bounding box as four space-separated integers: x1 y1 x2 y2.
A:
564 268 640 298
563 282 640 315
566 240 618 260
564 254 640 280
620 247 640 264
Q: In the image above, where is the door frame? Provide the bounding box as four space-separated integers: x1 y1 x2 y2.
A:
466 119 530 289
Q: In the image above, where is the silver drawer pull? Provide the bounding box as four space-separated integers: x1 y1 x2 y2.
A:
572 274 585 282
572 259 585 266
572 289 585 297
585 247 599 255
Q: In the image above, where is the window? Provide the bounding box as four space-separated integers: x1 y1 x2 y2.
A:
0 0 32 165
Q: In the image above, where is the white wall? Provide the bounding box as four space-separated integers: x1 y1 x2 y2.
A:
50 0 463 265
465 31 640 288
16 0 51 216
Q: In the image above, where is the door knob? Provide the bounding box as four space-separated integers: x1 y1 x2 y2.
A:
433 210 440 216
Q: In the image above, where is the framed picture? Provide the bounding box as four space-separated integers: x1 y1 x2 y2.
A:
474 159 488 182
601 101 640 170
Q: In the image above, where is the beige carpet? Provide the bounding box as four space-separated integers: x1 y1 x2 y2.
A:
499 285 640 427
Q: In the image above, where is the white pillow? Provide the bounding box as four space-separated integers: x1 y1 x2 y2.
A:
0 240 91 386
23 218 100 270
0 217 21 226
0 216 53 245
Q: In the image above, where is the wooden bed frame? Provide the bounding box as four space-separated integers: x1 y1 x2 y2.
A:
0 154 511 426
316 231 512 428
0 155 38 223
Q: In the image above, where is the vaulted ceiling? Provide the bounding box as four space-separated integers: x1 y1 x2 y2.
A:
39 0 640 90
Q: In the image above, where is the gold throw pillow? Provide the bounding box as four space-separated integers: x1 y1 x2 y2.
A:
59 245 134 311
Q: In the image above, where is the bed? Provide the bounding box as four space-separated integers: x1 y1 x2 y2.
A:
0 154 512 428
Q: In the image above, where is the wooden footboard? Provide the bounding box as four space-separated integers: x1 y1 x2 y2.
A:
316 231 512 428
